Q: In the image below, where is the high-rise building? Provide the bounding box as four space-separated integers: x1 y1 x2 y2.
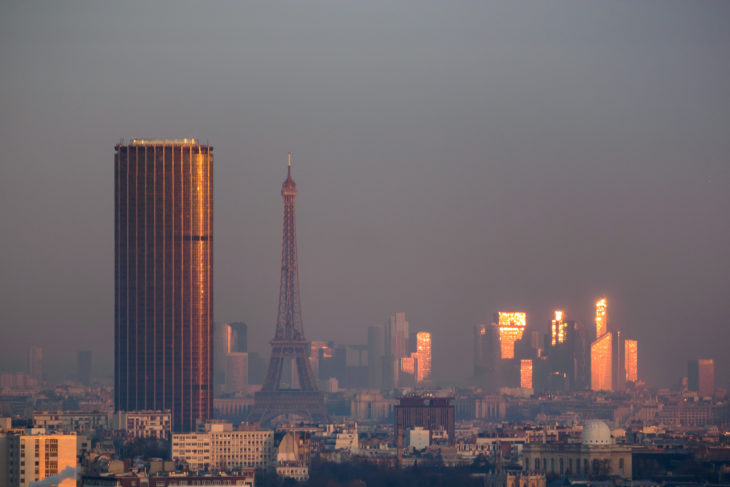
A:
590 330 625 392
77 350 92 385
474 323 498 379
27 346 42 382
591 333 612 392
520 359 533 389
224 353 248 394
114 138 213 432
688 359 714 397
624 339 638 383
495 312 526 359
551 310 567 346
367 324 384 389
595 298 608 338
225 322 248 354
416 332 431 382
389 313 409 358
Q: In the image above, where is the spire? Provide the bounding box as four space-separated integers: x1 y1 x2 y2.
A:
288 152 292 178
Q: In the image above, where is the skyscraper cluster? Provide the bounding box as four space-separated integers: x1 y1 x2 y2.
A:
472 299 640 393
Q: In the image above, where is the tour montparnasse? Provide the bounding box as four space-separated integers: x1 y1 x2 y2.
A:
248 153 328 425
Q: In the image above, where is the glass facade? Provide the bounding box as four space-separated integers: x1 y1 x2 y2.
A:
590 332 612 392
624 339 638 383
115 139 213 432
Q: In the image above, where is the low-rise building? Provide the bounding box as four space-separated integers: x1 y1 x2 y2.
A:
33 410 109 434
172 425 275 471
522 421 632 479
113 410 171 439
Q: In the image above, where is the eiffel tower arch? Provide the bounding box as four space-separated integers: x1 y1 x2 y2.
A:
248 154 328 426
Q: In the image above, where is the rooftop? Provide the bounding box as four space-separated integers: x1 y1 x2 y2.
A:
129 138 200 146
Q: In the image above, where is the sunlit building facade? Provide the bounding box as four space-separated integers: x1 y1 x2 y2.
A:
496 312 526 359
595 298 607 338
551 310 567 346
416 332 431 382
590 333 612 392
114 139 213 432
7 433 77 487
520 359 533 389
624 339 638 383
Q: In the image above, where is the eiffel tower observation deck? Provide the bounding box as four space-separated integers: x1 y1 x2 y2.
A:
248 153 328 426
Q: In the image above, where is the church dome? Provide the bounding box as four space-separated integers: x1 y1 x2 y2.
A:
581 420 612 445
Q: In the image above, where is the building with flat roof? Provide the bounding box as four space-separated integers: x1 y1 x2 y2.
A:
115 138 213 432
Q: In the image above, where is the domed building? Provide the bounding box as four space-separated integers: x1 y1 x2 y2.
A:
522 421 632 478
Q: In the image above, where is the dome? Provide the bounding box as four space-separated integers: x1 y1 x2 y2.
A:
581 420 612 445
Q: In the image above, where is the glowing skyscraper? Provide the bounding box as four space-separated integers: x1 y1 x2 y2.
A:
590 333 612 391
496 312 526 359
551 310 567 346
416 332 432 382
520 359 533 389
624 339 638 383
595 298 607 338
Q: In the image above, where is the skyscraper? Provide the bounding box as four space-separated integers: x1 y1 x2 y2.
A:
551 310 566 346
595 298 608 338
474 323 498 378
27 346 43 383
590 333 612 391
495 312 526 359
688 359 714 397
591 330 625 392
367 324 385 389
114 138 213 432
520 359 533 389
225 322 248 353
624 339 638 383
416 331 432 382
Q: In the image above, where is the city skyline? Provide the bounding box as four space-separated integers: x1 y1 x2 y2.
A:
1 1 729 388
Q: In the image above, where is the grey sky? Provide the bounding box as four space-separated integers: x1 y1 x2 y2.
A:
0 1 728 386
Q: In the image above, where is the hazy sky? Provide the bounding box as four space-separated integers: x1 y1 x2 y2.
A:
1 1 728 387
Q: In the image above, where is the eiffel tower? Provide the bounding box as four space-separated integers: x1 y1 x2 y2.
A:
248 154 328 425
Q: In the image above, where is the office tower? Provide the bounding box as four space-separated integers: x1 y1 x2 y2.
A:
624 339 638 383
520 359 533 389
495 312 526 359
591 333 612 391
225 322 248 353
383 312 409 389
688 359 714 397
77 350 92 385
389 312 409 359
551 310 567 346
114 138 213 432
368 324 385 389
27 346 42 382
400 355 416 377
416 332 431 382
7 433 77 487
474 323 498 377
595 298 607 338
590 330 625 392
224 352 248 394
249 154 327 425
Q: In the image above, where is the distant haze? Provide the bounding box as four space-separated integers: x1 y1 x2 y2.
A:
0 1 728 387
